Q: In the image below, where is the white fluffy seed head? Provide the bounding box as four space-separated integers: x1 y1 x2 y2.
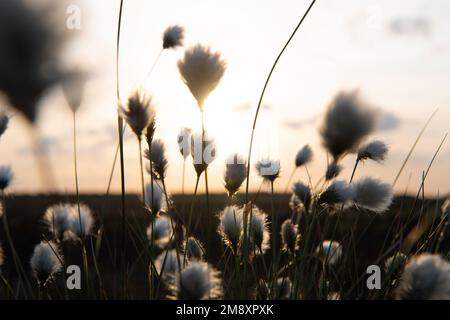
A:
325 160 342 181
186 237 205 261
318 180 354 206
292 181 312 210
146 139 168 180
396 254 450 300
247 205 270 255
178 44 226 110
280 219 299 253
145 181 168 214
218 206 243 250
0 166 13 190
352 177 393 214
317 240 343 265
0 112 9 137
177 127 192 159
155 249 180 277
255 158 280 182
147 214 174 249
320 90 378 160
65 204 95 240
295 145 313 167
30 241 63 288
162 25 184 49
43 203 72 238
385 253 407 274
172 261 222 300
190 131 216 176
224 154 247 197
357 140 388 162
120 90 155 138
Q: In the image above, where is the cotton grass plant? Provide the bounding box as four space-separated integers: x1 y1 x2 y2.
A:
0 0 449 302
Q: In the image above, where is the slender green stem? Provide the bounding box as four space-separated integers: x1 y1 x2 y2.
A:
183 176 200 266
138 138 146 202
283 167 297 194
349 159 359 184
244 0 317 202
242 0 316 287
115 0 127 297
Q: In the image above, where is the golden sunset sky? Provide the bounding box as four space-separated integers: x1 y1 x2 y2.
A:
1 0 449 197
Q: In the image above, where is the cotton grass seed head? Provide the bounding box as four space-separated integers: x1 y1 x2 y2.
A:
30 240 63 288
318 180 354 206
275 278 292 299
145 181 168 214
255 158 280 182
224 154 247 197
357 140 388 162
295 145 313 167
172 261 222 300
186 237 205 261
325 160 342 181
0 166 13 190
292 181 312 211
121 90 155 139
218 206 243 250
396 253 450 300
155 249 180 277
0 112 9 137
317 240 343 265
61 69 86 113
177 127 192 160
320 91 377 160
65 204 95 240
280 219 299 253
190 131 216 176
162 25 184 49
178 44 226 110
145 139 168 180
43 203 72 239
147 214 174 249
0 0 68 123
352 177 393 214
385 253 407 275
247 205 270 254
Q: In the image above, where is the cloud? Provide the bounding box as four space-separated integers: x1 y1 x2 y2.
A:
17 136 64 155
282 114 319 130
378 112 401 131
388 17 431 37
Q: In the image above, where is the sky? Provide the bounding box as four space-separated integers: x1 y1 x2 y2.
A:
1 0 449 197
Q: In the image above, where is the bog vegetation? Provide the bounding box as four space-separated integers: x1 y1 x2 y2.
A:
0 0 448 300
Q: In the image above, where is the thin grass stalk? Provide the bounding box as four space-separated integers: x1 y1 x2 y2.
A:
183 176 200 266
105 122 126 195
393 108 437 186
200 111 211 240
144 49 163 83
72 112 91 297
244 0 317 202
395 132 447 248
138 138 146 202
283 167 296 194
115 0 127 297
1 190 34 298
243 1 317 286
